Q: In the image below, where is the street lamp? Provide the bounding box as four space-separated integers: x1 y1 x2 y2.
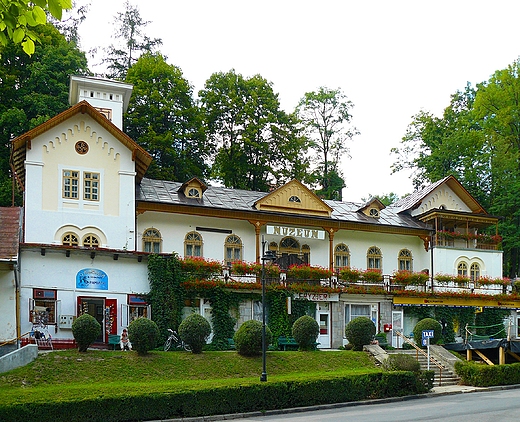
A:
260 238 276 382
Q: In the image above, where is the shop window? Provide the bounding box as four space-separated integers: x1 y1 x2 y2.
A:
398 249 413 271
185 231 203 257
470 263 480 281
83 234 99 248
367 246 382 269
344 304 370 323
62 232 79 246
224 234 242 265
127 295 151 323
30 289 57 325
143 228 162 253
334 243 350 269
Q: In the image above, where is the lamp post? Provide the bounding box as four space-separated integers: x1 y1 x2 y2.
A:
260 237 276 382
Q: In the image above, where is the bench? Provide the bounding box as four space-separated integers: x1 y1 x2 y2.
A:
108 334 120 350
227 338 236 350
277 336 299 351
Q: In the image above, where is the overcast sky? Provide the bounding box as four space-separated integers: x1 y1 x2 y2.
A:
76 1 520 202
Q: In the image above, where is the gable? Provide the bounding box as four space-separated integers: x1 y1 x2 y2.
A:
11 101 151 189
254 180 332 217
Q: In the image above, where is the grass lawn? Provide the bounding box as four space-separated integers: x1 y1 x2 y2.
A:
0 349 381 405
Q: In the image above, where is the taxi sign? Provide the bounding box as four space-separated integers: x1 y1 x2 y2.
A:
422 330 434 339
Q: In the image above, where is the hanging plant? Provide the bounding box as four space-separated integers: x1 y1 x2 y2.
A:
180 257 223 276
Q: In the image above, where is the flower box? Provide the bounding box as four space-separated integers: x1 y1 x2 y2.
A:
392 270 429 286
286 264 332 280
339 267 362 283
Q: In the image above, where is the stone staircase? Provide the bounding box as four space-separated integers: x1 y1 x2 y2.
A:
386 348 460 387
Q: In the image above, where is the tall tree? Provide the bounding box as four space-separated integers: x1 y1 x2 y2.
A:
124 53 208 181
0 23 88 206
103 1 161 80
199 70 310 191
296 87 358 200
0 0 71 55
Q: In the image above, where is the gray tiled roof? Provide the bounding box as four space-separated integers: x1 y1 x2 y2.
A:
137 178 431 231
391 176 449 213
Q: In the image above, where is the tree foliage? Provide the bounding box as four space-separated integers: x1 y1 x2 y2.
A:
0 23 88 206
0 0 71 55
296 87 358 200
199 69 311 191
391 59 520 277
103 1 162 80
125 53 208 181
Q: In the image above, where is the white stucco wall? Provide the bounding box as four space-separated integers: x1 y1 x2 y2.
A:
0 268 17 342
24 115 136 250
18 249 148 340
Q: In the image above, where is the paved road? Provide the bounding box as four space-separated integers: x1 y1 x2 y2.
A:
239 388 520 422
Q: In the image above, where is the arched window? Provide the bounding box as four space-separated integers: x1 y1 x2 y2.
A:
302 244 310 265
398 249 413 271
224 234 242 265
185 231 203 257
82 234 99 248
470 263 480 281
288 195 301 203
334 244 350 269
143 228 162 253
457 262 468 277
367 246 382 269
62 232 79 246
280 237 300 250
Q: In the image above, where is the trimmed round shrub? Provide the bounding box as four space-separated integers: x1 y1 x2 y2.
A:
413 318 442 347
382 353 421 372
292 315 319 351
345 316 376 351
178 313 212 354
128 317 160 355
72 313 101 352
233 319 272 356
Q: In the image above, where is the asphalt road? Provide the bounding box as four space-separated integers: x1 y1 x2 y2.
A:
238 388 520 422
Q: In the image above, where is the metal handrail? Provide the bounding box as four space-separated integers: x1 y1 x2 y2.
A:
394 331 444 386
0 331 31 348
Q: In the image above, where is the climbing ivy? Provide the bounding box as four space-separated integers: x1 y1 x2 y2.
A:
147 254 186 341
475 308 509 338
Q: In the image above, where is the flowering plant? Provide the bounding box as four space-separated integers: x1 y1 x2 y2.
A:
180 257 223 275
345 285 387 295
339 267 362 283
433 274 453 285
392 270 429 286
452 275 470 286
288 283 342 294
476 276 511 286
361 268 383 283
286 264 332 280
231 261 262 275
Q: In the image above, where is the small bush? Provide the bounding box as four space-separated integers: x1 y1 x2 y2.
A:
292 315 319 351
178 313 212 354
234 319 272 356
413 318 442 347
128 317 160 355
383 353 421 372
72 313 101 352
345 317 376 351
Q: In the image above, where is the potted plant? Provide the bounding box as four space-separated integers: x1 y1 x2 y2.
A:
339 267 362 283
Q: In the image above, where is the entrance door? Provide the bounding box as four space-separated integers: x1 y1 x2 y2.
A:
317 302 330 348
77 297 105 342
391 310 404 348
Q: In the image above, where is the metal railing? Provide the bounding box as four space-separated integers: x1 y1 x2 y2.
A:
394 331 444 386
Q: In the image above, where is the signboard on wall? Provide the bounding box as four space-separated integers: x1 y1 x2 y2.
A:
76 268 108 290
296 292 339 302
266 225 325 240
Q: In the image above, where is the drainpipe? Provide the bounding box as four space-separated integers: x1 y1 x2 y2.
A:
14 263 20 349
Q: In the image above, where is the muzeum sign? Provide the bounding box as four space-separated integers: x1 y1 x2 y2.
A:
266 225 326 240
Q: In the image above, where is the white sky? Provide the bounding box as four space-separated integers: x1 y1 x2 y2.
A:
76 0 520 202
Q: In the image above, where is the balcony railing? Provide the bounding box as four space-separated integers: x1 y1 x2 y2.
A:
433 232 502 251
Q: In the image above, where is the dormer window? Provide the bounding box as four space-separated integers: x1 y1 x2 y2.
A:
369 208 380 218
289 195 301 203
188 188 200 198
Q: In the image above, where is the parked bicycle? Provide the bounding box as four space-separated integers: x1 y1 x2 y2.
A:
164 328 191 351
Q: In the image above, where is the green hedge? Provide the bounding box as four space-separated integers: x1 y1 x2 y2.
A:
0 371 432 421
455 361 520 387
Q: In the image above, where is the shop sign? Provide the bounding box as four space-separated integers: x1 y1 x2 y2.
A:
267 225 325 240
393 296 520 309
296 292 339 302
76 268 108 290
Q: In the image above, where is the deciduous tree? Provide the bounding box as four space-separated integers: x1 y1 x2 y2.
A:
296 87 358 200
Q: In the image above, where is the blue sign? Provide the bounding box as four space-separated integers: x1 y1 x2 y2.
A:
422 330 434 339
76 268 108 290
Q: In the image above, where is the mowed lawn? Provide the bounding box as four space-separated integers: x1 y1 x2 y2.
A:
0 349 381 405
